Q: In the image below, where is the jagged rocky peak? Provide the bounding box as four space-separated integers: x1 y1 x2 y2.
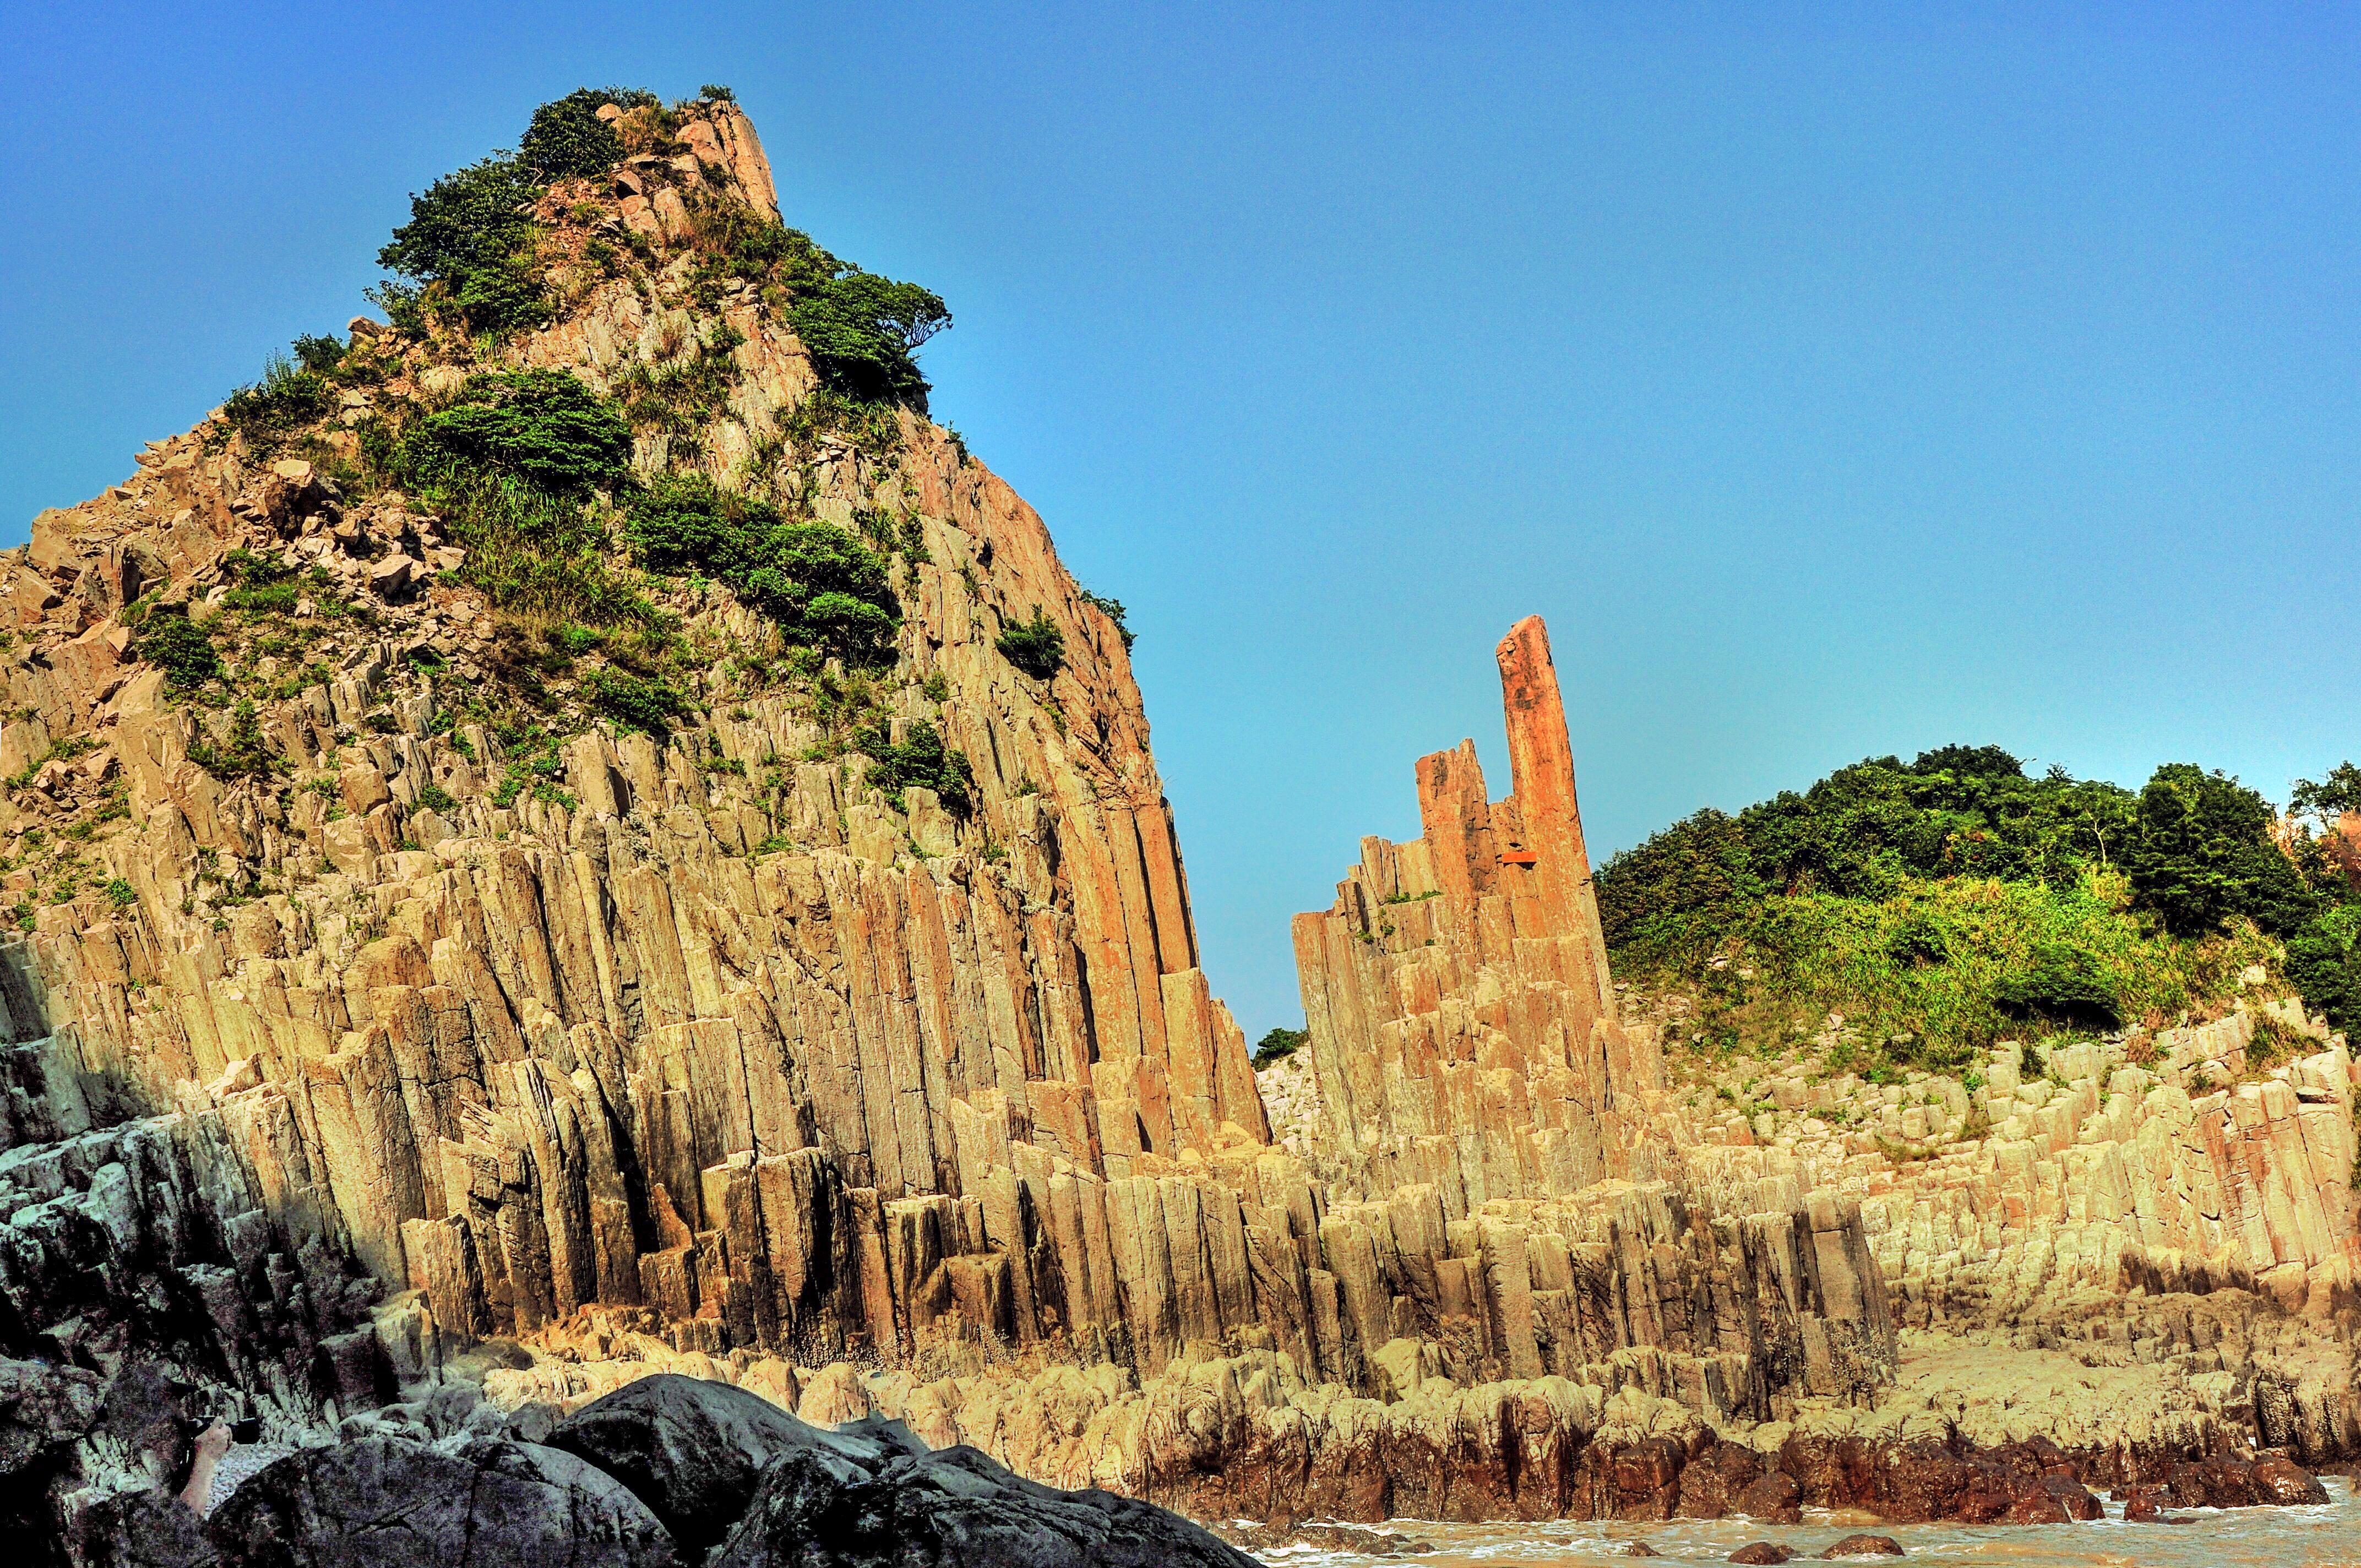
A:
1 82 1271 1452
1290 614 1669 1200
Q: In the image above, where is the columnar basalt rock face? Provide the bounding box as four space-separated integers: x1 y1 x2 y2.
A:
1292 618 1664 1210
0 103 1894 1539
0 104 1281 1413
1281 617 1896 1434
1675 1010 2361 1327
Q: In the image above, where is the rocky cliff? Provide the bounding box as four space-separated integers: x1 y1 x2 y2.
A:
1272 616 1896 1437
1640 991 2361 1465
0 93 1893 1547
1267 618 2361 1520
4 95 1271 1360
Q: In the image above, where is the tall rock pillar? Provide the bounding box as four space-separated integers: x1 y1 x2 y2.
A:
1289 616 1663 1211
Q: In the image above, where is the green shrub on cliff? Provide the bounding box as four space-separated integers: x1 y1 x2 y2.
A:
381 369 656 630
1078 590 1134 651
132 610 220 690
584 666 690 734
1253 1027 1308 1068
858 718 974 813
399 370 633 497
220 350 334 453
520 88 651 180
624 475 901 667
376 153 550 336
683 201 949 409
997 609 1064 680
789 270 951 410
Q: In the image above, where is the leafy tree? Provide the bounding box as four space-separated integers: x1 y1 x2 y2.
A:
398 371 633 497
2286 907 2361 1033
788 271 951 409
2291 762 2361 827
859 718 975 813
1253 1027 1308 1068
681 197 949 408
1597 809 1759 949
2121 764 2316 936
1908 744 2026 778
519 88 646 180
997 609 1064 680
377 154 549 335
1595 744 2307 1073
132 611 219 689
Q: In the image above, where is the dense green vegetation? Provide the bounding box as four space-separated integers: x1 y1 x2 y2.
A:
997 609 1065 680
130 611 220 690
1600 746 2361 1072
400 369 633 495
581 666 691 734
376 154 552 336
623 475 900 667
519 87 651 179
1253 1027 1308 1069
858 719 975 813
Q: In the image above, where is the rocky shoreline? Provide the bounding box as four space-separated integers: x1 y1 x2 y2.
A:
65 1373 1256 1567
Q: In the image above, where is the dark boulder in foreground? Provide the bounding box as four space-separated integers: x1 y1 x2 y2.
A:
2253 1457 2332 1505
205 1435 679 1568
1728 1545 1792 1565
711 1430 1261 1568
1819 1536 1904 1559
74 1490 219 1568
549 1374 818 1555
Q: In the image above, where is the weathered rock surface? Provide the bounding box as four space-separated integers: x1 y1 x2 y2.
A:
710 1425 1259 1568
206 1435 679 1568
548 1373 813 1554
1666 1009 2361 1326
73 1490 218 1568
1282 618 1896 1414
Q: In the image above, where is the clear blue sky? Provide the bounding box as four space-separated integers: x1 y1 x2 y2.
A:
6 5 2358 1036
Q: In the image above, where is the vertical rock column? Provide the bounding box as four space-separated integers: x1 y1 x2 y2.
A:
1291 616 1664 1213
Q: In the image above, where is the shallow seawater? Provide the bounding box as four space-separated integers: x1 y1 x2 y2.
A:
1253 1478 2361 1567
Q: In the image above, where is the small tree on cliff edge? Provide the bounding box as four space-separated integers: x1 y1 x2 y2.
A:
2121 764 2316 937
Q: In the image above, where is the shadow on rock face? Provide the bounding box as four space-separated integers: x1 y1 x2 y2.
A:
74 1491 218 1568
547 1374 891 1558
203 1435 679 1568
540 1371 1261 1568
710 1431 1264 1568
